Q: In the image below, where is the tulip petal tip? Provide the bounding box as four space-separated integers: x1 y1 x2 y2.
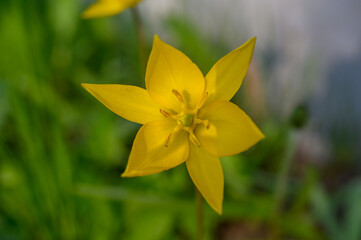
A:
121 171 134 178
153 34 161 45
81 83 92 91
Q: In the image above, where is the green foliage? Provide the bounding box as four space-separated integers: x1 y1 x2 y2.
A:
0 0 359 239
311 180 361 240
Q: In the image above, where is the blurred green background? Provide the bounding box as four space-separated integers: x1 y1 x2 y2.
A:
1 0 361 239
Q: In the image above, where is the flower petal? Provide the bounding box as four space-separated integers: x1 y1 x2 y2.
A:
196 100 264 156
186 144 223 214
146 35 205 112
82 83 162 124
82 0 141 19
122 120 189 177
204 37 256 106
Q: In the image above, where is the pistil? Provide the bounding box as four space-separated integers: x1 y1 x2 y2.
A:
179 113 193 127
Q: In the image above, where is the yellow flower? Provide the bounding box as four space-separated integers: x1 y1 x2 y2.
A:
82 0 142 19
82 35 264 214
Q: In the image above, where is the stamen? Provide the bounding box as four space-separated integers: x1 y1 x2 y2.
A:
189 132 201 147
164 132 174 147
195 119 211 129
164 124 182 147
160 109 179 120
203 119 211 129
172 89 184 102
160 109 171 118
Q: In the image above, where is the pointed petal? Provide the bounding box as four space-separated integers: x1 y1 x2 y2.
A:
82 0 141 19
204 37 256 105
186 144 223 214
122 120 189 177
146 35 205 112
82 83 162 124
196 100 264 156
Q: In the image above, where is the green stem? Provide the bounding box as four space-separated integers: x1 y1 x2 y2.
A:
272 130 298 239
130 6 147 78
195 187 203 240
274 131 298 211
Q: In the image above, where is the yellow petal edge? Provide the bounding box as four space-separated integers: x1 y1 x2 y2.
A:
145 35 205 112
122 120 189 177
197 100 264 157
204 37 256 106
186 144 224 214
81 83 162 124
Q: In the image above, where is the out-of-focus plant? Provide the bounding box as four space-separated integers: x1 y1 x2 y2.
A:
311 180 361 240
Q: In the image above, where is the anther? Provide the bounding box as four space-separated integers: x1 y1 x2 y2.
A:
189 132 201 147
164 124 182 147
164 132 174 147
160 109 171 118
203 119 211 129
172 89 184 102
195 119 211 129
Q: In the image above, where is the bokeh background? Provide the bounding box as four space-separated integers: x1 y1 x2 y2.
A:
1 0 361 239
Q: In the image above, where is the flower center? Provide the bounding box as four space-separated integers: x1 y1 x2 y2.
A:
178 113 193 127
160 89 210 147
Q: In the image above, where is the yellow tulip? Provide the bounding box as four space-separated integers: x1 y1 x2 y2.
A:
82 0 142 19
82 35 264 214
